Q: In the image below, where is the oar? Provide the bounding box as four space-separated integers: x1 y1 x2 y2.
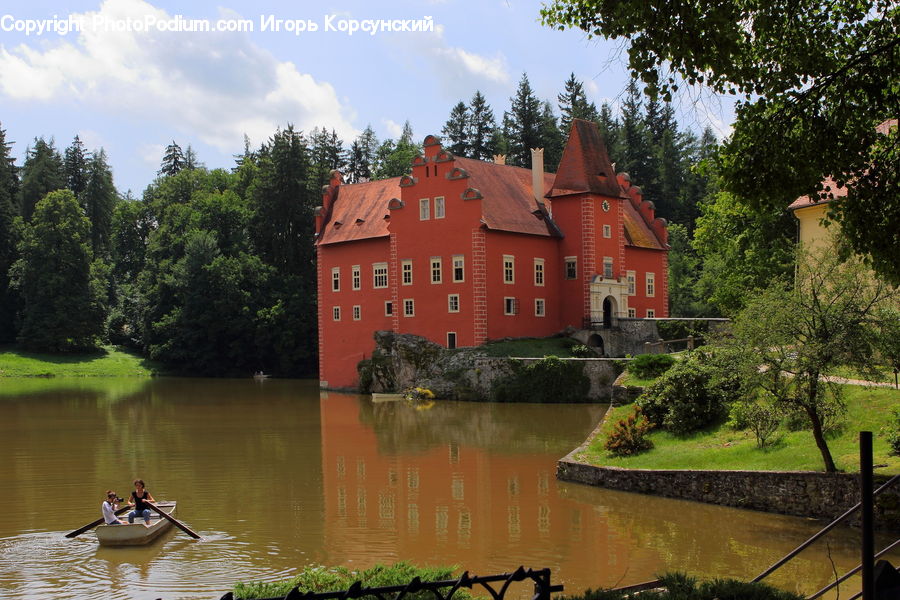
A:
65 505 130 538
147 502 201 540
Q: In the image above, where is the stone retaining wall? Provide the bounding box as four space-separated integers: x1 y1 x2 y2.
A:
472 356 621 401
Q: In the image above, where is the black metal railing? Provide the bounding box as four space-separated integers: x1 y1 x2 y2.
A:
219 566 563 600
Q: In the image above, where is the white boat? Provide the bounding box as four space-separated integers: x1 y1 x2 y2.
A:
371 393 404 402
95 501 176 546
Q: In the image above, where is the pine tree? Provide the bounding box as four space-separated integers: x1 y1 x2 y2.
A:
557 73 598 133
346 125 378 183
618 81 654 190
159 142 185 177
19 137 65 222
0 124 20 342
82 148 117 258
374 122 420 179
442 101 470 157
184 145 203 171
309 127 347 190
64 135 88 200
538 101 564 172
468 91 496 161
505 73 543 168
596 102 621 165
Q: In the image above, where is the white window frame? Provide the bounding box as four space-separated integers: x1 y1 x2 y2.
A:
603 224 612 238
627 307 636 318
384 301 393 316
603 256 614 279
373 262 388 289
452 255 464 283
626 270 636 295
646 272 656 297
647 309 656 318
434 196 445 219
419 198 430 220
503 297 518 315
351 265 361 291
447 332 457 349
533 258 545 286
564 256 577 280
401 260 413 286
332 306 341 321
331 267 340 292
403 298 415 317
448 294 460 313
503 255 515 284
535 298 545 317
431 257 442 284
352 305 361 321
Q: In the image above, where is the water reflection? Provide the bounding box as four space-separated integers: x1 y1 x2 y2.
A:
0 378 895 600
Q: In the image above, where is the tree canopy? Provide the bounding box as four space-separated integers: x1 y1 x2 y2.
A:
542 0 900 283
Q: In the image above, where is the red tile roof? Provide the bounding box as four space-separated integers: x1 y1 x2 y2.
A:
454 157 558 237
622 200 665 250
316 178 399 245
548 119 624 199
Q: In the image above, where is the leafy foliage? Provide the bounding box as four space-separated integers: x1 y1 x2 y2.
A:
636 357 729 435
888 407 900 457
604 405 654 456
554 572 803 600
491 355 590 403
728 399 782 448
627 353 675 379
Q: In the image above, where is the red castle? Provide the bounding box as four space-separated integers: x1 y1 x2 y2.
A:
315 119 669 389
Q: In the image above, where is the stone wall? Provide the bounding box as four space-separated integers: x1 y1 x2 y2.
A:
472 357 621 401
557 452 900 529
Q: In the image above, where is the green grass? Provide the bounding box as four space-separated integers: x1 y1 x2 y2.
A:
583 385 900 474
0 345 163 377
480 336 580 357
618 372 657 387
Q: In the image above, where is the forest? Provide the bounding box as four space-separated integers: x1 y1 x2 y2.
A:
0 73 798 376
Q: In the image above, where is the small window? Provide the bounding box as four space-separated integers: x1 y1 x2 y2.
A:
503 297 518 315
448 294 460 313
373 263 388 289
603 224 612 238
647 309 656 318
351 265 361 290
627 307 636 318
434 196 445 219
332 306 341 321
402 260 413 285
419 198 430 220
503 255 515 284
646 272 656 297
603 256 613 279
352 305 361 321
431 257 442 284
534 258 545 286
385 301 393 316
403 298 415 317
564 257 577 280
535 298 545 317
447 332 457 349
331 267 340 292
452 255 464 282
626 270 636 295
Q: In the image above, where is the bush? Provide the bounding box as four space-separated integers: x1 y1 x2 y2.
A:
491 356 590 403
628 353 676 379
637 359 727 434
888 407 900 456
729 400 781 448
605 406 654 456
570 344 596 358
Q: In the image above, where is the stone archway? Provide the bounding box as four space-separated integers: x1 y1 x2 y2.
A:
602 296 618 329
587 333 605 356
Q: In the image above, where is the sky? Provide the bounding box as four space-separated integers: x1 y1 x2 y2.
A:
0 0 735 195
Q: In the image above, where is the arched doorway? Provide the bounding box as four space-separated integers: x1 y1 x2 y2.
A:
587 333 605 356
602 296 617 329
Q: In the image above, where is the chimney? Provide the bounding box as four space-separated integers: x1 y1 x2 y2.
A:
531 148 544 206
492 154 506 165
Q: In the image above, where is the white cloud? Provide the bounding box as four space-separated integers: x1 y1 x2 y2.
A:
0 0 358 150
138 142 166 167
382 118 403 138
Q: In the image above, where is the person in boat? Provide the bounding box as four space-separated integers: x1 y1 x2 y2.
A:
102 491 125 525
127 479 156 525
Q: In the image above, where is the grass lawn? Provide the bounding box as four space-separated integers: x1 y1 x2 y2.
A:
580 385 900 474
0 345 163 377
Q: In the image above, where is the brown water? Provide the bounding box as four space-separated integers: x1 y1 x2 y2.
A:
0 378 894 600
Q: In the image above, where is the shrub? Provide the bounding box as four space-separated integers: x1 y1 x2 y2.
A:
888 407 900 456
637 359 727 434
570 344 595 358
604 406 654 456
729 400 781 448
491 356 590 403
628 353 676 379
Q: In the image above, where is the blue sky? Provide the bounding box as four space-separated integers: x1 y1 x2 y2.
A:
0 0 735 194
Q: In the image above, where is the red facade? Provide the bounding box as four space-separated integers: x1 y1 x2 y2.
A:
316 120 668 389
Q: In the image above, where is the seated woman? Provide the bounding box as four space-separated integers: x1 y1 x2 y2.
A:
101 490 124 525
128 479 156 525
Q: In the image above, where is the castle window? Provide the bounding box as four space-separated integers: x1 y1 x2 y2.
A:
603 257 614 279
402 260 413 285
647 309 656 318
431 257 442 283
403 298 415 317
535 298 545 317
332 306 341 321
626 270 636 295
503 297 518 315
628 307 636 318
331 267 340 292
534 258 545 286
351 265 361 290
603 224 612 238
452 255 464 282
385 301 393 316
373 263 388 289
503 255 515 284
564 257 577 280
434 196 445 219
646 272 656 297
448 294 460 313
419 198 430 220
447 332 457 349
352 305 361 321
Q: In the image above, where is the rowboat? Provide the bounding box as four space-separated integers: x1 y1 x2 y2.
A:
371 393 404 402
95 501 176 546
